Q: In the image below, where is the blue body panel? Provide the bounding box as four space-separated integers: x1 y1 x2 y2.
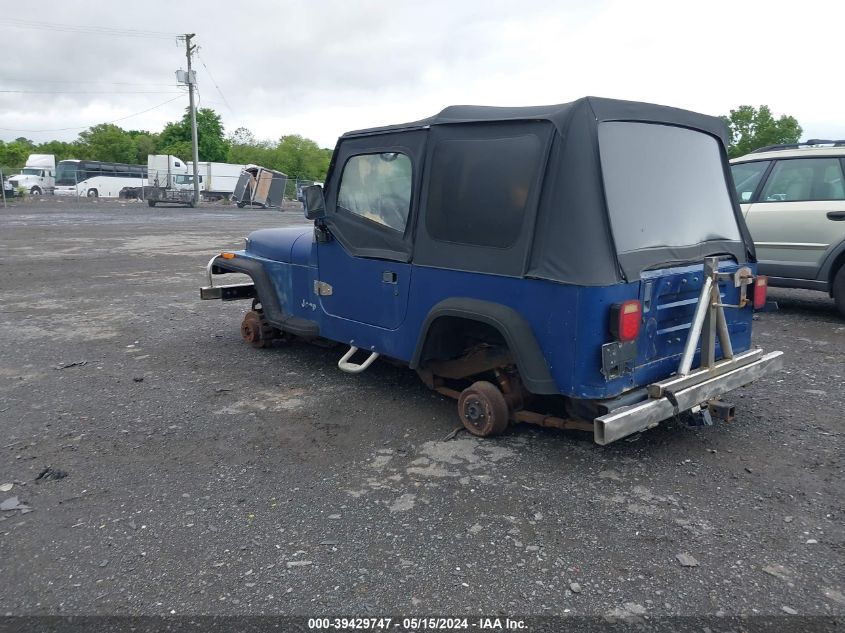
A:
317 239 413 329
238 227 755 401
247 227 311 263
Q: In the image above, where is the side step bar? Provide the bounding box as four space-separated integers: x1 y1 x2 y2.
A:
338 346 380 374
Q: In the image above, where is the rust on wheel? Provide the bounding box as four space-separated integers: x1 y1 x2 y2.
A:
457 380 509 437
240 310 276 349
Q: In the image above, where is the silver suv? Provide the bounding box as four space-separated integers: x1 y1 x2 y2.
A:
730 141 845 316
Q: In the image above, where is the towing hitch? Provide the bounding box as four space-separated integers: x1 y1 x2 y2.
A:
685 400 734 427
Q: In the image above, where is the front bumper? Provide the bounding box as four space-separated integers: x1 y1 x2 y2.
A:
200 283 256 301
199 254 256 301
594 348 784 444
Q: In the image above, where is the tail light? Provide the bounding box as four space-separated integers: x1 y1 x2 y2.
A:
752 275 768 310
610 300 642 342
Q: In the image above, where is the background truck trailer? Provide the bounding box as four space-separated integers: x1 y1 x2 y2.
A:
232 164 287 208
188 161 244 201
145 154 195 207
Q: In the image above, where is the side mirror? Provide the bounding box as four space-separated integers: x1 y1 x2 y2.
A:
303 184 326 220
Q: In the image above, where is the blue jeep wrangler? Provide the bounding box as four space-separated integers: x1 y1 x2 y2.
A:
201 97 783 444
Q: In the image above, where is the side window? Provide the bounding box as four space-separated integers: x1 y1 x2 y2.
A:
731 161 770 202
822 161 845 200
426 134 542 248
337 153 412 232
760 158 845 202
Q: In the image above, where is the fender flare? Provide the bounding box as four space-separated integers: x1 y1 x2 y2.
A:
212 255 319 337
819 238 845 292
410 298 558 395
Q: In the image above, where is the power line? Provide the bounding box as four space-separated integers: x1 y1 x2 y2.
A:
0 90 184 95
0 95 185 133
196 50 235 115
0 18 179 40
0 78 180 86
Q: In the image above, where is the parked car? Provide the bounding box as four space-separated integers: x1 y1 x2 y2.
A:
200 97 782 444
730 141 845 315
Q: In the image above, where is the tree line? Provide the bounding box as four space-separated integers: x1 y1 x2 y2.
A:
0 107 333 182
0 104 804 177
720 105 802 158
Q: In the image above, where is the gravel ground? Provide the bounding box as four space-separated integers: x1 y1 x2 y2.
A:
0 199 843 621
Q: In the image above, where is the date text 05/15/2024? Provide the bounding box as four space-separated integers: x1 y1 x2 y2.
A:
307 617 527 630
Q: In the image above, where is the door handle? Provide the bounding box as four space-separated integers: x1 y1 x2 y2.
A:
827 211 845 221
382 271 397 284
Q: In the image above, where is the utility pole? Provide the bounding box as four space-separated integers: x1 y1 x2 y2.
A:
184 33 200 206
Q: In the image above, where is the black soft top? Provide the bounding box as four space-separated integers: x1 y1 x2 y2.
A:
325 97 753 285
343 97 729 147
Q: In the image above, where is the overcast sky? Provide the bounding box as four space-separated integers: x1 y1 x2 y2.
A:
2 0 843 149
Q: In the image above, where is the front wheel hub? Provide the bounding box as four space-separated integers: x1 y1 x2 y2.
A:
457 380 509 437
240 310 278 349
463 399 486 426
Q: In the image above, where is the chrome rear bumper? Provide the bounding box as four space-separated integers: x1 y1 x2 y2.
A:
594 349 784 445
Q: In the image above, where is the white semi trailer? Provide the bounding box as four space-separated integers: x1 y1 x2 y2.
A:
188 161 244 201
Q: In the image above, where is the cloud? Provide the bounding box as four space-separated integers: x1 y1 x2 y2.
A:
1 0 843 148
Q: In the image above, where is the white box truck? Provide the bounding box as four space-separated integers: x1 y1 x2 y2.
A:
188 161 244 201
8 154 55 195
